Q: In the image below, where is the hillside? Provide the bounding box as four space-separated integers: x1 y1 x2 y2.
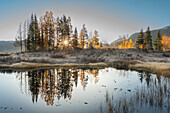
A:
110 25 170 45
110 37 124 45
129 25 170 43
0 41 21 53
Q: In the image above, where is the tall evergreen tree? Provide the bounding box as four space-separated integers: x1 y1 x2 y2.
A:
31 14 35 51
72 27 78 49
56 17 60 49
27 14 34 52
40 17 44 51
79 24 88 49
136 29 144 49
91 30 99 48
23 21 27 52
68 17 73 49
154 37 159 51
48 11 55 50
143 27 153 51
34 14 40 51
154 30 162 51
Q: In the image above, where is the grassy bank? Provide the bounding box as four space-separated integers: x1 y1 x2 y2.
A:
0 62 108 70
0 60 170 77
129 62 170 77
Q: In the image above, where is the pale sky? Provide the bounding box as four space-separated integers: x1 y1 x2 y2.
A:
0 0 170 43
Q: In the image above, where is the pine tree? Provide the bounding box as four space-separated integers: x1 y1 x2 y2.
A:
56 17 60 49
31 14 35 51
27 14 34 52
34 14 40 51
40 17 44 51
79 31 84 49
48 11 55 50
72 27 78 49
79 24 88 49
143 27 153 51
154 36 159 51
136 29 144 49
154 31 162 51
82 24 88 48
67 16 73 49
23 21 27 52
43 11 49 50
157 31 162 51
91 30 99 48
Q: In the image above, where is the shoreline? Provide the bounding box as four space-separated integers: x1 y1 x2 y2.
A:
0 61 170 77
0 62 108 69
0 49 170 77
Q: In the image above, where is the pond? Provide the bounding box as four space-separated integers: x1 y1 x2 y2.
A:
0 68 169 113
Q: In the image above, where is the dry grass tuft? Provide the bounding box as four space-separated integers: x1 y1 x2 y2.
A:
130 62 170 75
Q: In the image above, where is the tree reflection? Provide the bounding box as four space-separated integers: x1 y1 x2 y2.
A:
14 68 99 106
138 72 151 86
101 73 170 113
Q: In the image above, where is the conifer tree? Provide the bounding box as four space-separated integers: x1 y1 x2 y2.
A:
34 15 40 51
48 11 55 50
157 31 162 51
72 27 78 49
40 17 44 51
143 27 153 51
23 21 27 52
31 14 35 51
79 31 84 49
82 24 88 48
56 17 60 49
91 30 99 48
154 37 159 51
136 29 144 49
79 24 88 49
154 30 162 51
27 14 34 52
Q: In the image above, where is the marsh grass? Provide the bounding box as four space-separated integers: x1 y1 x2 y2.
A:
130 62 170 76
100 76 169 113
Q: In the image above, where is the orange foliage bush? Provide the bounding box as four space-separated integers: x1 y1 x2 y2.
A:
161 35 170 51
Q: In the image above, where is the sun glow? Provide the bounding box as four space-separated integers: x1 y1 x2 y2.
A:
64 40 68 45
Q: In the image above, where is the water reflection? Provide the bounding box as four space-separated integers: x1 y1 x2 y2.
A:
7 68 100 106
0 68 169 113
101 72 170 113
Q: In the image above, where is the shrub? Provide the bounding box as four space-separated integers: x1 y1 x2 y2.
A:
162 53 170 57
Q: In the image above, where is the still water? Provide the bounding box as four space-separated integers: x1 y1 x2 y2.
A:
0 68 169 113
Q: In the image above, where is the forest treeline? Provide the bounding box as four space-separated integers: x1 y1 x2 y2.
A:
114 27 170 51
14 11 101 52
14 11 170 53
136 27 170 51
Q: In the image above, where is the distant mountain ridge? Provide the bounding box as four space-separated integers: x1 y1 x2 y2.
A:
111 37 124 44
0 41 21 53
111 25 170 45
